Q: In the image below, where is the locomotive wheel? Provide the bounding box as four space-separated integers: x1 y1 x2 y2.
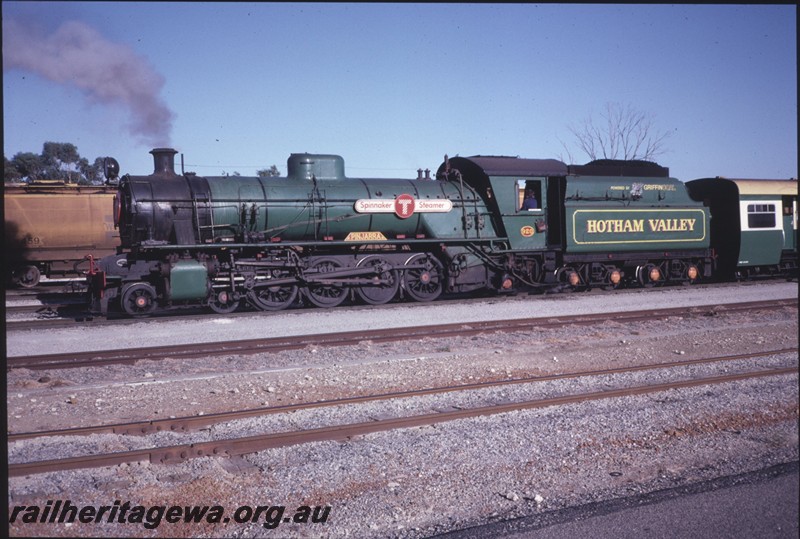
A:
554 266 582 290
247 283 298 311
15 265 41 288
304 258 348 308
682 263 700 286
355 256 400 305
601 267 623 291
121 282 158 317
637 264 662 288
402 253 444 302
208 289 241 314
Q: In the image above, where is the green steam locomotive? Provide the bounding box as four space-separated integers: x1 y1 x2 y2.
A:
86 148 795 316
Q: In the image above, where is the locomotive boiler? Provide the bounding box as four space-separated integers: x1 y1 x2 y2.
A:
91 148 503 315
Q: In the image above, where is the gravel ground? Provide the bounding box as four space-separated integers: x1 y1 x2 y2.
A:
5 281 799 538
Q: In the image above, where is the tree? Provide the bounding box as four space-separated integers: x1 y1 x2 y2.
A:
4 156 22 183
82 157 106 185
5 143 106 184
42 142 81 182
10 152 45 181
257 165 281 178
42 142 80 166
562 102 671 163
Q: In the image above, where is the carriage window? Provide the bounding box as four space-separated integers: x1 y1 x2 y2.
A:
517 179 542 211
783 196 795 216
746 203 776 228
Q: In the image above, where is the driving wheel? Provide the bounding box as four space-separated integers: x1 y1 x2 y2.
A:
402 253 444 302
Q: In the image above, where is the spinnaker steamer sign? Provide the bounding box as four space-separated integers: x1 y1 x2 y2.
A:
354 195 453 219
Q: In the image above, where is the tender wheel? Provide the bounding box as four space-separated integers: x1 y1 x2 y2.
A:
402 253 444 302
682 264 700 286
355 256 399 305
209 289 241 314
121 282 158 317
247 279 298 311
304 257 349 308
15 265 41 288
555 266 582 289
601 267 623 291
637 264 662 288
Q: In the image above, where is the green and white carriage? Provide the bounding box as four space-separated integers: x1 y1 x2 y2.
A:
687 177 798 279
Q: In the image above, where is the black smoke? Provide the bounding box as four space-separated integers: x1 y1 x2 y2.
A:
3 18 174 147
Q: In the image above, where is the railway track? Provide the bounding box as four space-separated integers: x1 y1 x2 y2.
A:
6 287 609 331
6 279 793 331
5 302 89 317
8 348 797 477
7 298 796 371
5 285 94 328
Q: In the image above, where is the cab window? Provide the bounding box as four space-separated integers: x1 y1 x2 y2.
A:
517 179 542 212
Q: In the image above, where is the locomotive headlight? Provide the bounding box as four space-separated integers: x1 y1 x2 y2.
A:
103 157 120 181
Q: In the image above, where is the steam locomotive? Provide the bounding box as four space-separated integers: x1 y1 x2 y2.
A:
86 148 796 316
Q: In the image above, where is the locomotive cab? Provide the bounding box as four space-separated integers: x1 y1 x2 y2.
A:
437 156 569 252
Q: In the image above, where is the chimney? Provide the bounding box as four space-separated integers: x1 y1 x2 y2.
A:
417 168 424 180
150 148 178 176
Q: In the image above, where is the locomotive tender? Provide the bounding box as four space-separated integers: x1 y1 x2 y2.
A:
88 148 725 316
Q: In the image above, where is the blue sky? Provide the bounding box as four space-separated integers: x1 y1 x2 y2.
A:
3 2 797 181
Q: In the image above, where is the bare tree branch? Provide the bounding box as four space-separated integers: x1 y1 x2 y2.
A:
565 102 671 162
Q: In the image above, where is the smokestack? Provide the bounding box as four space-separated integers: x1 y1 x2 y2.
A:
417 168 424 180
151 148 178 176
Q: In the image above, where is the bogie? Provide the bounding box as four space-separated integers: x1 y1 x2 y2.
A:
121 282 158 317
208 289 240 314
